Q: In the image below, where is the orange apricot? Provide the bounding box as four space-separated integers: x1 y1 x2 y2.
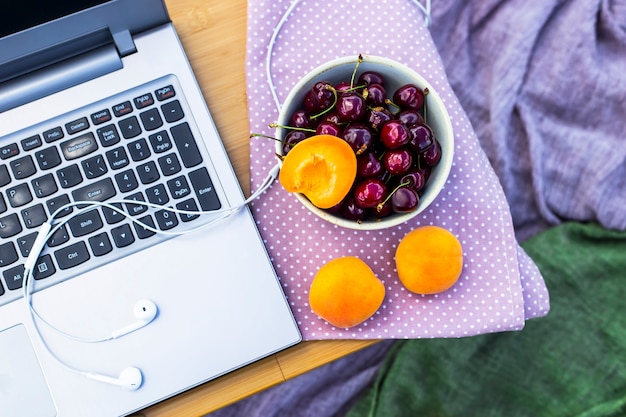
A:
395 225 463 294
309 256 385 328
279 134 357 209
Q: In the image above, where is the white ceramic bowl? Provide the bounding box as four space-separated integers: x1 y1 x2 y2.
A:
275 55 454 230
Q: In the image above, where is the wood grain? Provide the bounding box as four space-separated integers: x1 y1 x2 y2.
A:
134 1 377 415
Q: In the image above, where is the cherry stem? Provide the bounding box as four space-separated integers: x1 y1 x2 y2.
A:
250 132 282 142
376 180 411 212
268 123 316 133
423 87 429 124
385 98 400 111
350 54 364 88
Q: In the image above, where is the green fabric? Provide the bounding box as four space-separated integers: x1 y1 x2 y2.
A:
347 222 626 417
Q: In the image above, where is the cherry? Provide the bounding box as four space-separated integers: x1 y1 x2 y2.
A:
340 196 366 221
353 178 387 209
382 148 413 175
358 71 385 86
408 123 434 153
393 84 424 110
365 107 393 131
316 120 342 137
399 170 426 192
372 200 392 217
356 151 383 178
282 130 308 154
309 81 335 112
380 120 410 149
391 187 419 213
335 81 354 93
397 109 424 127
336 92 366 122
421 138 442 166
364 84 386 107
342 123 374 155
290 109 315 129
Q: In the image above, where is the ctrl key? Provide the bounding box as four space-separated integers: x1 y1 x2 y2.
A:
54 241 90 270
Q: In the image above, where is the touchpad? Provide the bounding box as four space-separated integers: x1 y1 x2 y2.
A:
0 324 57 417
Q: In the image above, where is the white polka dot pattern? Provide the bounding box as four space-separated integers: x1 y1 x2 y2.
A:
245 0 550 340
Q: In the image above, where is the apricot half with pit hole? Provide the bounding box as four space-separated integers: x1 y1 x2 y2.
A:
279 134 357 209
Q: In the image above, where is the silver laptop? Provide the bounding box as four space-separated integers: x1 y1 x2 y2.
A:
0 1 301 415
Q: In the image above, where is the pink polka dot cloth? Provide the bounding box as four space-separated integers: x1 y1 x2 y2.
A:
245 0 550 340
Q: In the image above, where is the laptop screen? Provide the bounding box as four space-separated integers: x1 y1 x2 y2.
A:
0 0 111 38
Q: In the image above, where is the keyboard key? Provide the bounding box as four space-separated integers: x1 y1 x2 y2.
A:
167 176 191 199
128 138 151 161
189 167 221 211
134 93 155 109
170 123 202 168
72 177 117 203
0 213 22 238
102 202 125 224
134 215 156 239
3 264 24 290
42 126 64 143
96 124 121 147
10 155 36 179
67 209 103 237
33 254 56 280
55 241 90 270
161 100 184 123
148 130 173 153
65 117 90 135
21 203 47 229
0 164 11 187
176 198 200 222
17 232 37 257
61 132 98 160
0 195 5 214
105 147 130 170
158 153 181 176
145 184 168 205
137 161 160 184
114 169 139 193
21 135 42 151
91 109 112 125
140 108 163 131
46 225 70 247
46 194 73 217
34 147 62 170
89 232 113 256
82 155 108 179
155 85 175 101
111 223 134 248
155 209 178 231
118 115 141 139
6 183 33 208
124 192 147 216
0 242 18 267
0 143 19 160
31 173 58 197
112 101 133 117
57 164 83 188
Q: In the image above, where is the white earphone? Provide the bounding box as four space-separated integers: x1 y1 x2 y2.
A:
86 367 143 391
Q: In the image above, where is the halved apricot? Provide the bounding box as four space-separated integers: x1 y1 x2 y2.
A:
279 135 357 209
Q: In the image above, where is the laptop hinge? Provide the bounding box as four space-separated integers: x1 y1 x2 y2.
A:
112 29 137 57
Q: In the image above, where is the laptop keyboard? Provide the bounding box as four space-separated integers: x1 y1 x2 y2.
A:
0 76 222 306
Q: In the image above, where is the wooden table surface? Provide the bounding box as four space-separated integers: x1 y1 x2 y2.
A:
135 1 376 415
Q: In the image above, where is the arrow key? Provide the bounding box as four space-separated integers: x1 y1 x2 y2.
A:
111 223 134 248
88 232 113 256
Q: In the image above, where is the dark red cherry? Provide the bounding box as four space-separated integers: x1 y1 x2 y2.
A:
393 84 424 110
365 107 393 131
408 123 434 153
358 71 385 86
421 139 442 166
340 196 366 221
399 170 426 192
356 152 383 178
336 92 366 122
372 200 392 218
342 123 373 155
309 81 335 112
335 81 353 93
353 178 387 209
282 130 308 154
364 84 386 107
382 148 413 175
397 109 424 127
316 120 342 137
391 187 419 213
289 109 314 128
380 120 410 149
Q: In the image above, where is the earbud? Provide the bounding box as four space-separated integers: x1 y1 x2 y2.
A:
86 367 143 390
111 299 158 339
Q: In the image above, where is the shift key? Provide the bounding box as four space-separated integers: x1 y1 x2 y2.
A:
72 177 117 204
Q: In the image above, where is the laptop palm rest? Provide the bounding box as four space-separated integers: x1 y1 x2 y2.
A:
0 325 57 417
